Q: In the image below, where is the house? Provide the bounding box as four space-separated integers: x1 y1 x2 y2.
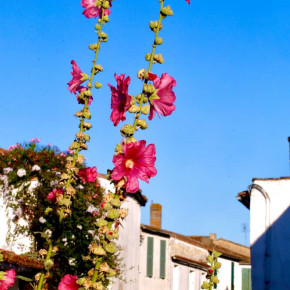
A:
237 176 290 290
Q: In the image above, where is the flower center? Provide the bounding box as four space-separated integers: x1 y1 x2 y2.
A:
125 159 134 169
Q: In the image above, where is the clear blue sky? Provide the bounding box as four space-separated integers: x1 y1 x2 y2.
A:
1 0 290 246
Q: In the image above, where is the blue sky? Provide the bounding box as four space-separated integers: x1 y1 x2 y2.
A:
1 0 290 246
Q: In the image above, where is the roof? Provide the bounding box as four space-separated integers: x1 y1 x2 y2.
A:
237 191 250 209
141 224 250 264
252 177 290 181
0 249 43 270
98 173 148 206
172 255 209 271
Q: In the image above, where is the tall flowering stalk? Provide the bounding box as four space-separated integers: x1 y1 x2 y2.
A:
87 0 189 288
34 1 115 289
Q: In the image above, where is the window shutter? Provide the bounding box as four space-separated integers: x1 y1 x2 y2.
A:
231 262 235 290
160 240 166 279
147 237 154 277
242 268 252 290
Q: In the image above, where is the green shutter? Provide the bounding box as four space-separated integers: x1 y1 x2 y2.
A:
214 269 217 289
242 268 252 290
231 262 235 290
147 237 154 277
160 240 166 279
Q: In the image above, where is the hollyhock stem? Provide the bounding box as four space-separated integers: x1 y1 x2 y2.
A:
60 8 106 221
37 243 53 290
132 0 164 131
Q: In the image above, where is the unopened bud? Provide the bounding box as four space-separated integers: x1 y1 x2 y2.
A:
155 37 163 45
137 119 148 129
121 124 135 135
129 105 140 113
80 143 88 150
145 53 151 61
161 5 174 16
82 122 92 129
153 53 164 64
137 68 146 80
75 111 83 117
102 15 109 22
103 1 110 9
82 109 91 119
141 105 150 115
143 83 155 94
69 142 79 150
81 73 89 82
94 82 102 89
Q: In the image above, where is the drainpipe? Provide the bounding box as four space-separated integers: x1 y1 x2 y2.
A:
248 184 271 289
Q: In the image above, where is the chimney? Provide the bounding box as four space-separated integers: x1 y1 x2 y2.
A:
150 203 162 229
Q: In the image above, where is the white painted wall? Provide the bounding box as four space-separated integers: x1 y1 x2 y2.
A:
139 232 171 290
0 180 37 254
250 179 290 289
99 178 141 290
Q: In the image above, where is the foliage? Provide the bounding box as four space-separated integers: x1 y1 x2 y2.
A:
0 142 119 289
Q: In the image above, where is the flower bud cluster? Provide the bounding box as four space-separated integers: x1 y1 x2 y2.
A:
201 250 222 290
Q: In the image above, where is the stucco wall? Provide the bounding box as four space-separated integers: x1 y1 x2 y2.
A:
250 179 290 290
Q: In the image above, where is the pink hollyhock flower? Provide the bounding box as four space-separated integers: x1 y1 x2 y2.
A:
76 86 93 106
186 0 190 4
111 140 157 193
68 60 85 94
47 188 64 202
58 274 79 290
81 0 111 19
149 73 176 120
108 74 132 126
0 269 16 290
78 167 98 184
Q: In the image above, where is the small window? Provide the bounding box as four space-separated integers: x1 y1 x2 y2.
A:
147 237 154 277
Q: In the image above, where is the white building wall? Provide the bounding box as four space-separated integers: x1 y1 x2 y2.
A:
139 232 171 290
250 179 290 289
99 178 141 290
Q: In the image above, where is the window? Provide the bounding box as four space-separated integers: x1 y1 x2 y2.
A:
146 237 154 277
160 240 166 279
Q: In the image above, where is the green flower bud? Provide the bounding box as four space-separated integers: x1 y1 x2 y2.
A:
136 94 142 100
143 83 155 94
83 134 90 142
82 122 92 129
129 105 141 113
92 245 106 256
77 277 86 285
107 209 119 220
137 119 148 130
141 105 150 115
80 143 88 150
108 269 117 277
94 82 102 89
104 242 117 254
145 53 151 61
206 255 213 264
98 31 108 40
153 53 164 64
95 218 108 227
155 37 163 45
60 173 70 180
121 124 135 135
213 250 222 258
84 90 92 97
112 230 119 239
69 142 79 150
45 207 53 215
81 73 89 82
103 1 110 8
110 198 121 208
114 143 122 153
89 43 100 51
214 261 222 269
0 254 3 262
102 202 113 211
94 64 104 72
75 111 83 117
210 276 219 284
57 198 72 207
95 24 101 30
161 5 174 16
201 281 210 289
102 15 109 22
82 109 91 120
44 259 54 270
106 231 114 240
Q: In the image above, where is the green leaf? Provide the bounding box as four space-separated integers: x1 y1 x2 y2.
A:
17 275 33 282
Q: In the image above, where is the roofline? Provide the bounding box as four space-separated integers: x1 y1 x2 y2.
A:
141 224 250 263
172 255 209 271
253 177 290 181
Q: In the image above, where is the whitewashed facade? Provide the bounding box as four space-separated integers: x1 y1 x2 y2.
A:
238 177 290 290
